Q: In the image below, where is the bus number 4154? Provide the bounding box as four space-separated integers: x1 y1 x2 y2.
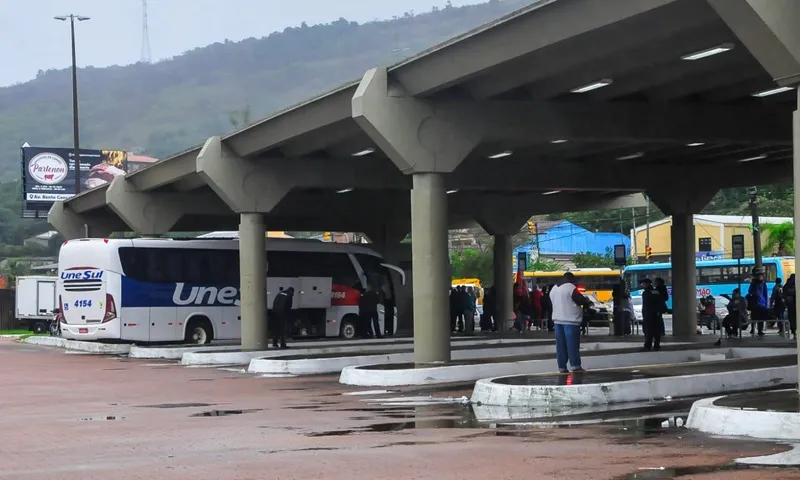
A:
73 300 93 308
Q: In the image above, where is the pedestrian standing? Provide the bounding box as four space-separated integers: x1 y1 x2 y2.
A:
550 272 593 373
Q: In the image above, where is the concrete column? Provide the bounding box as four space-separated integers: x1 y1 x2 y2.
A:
493 234 513 333
670 213 696 339
792 87 800 377
239 213 268 351
411 173 450 363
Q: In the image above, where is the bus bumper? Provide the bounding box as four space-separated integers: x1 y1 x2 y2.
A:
61 322 120 341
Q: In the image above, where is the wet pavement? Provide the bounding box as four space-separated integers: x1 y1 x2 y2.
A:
715 389 800 413
1 338 799 479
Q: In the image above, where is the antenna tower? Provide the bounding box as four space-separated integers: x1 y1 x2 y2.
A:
141 0 152 63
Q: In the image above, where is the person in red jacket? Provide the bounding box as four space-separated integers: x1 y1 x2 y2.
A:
530 285 543 330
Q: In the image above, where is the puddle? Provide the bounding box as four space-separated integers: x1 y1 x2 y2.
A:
493 371 659 386
138 403 213 409
287 405 320 410
612 463 787 479
714 389 800 413
190 409 261 417
342 390 400 396
306 407 485 437
80 416 125 421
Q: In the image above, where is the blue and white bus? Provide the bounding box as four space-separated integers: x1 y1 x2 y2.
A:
624 257 795 308
57 238 403 344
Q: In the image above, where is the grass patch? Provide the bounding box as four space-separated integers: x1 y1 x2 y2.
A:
0 329 30 335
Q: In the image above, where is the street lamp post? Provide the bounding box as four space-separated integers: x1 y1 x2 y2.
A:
54 14 90 198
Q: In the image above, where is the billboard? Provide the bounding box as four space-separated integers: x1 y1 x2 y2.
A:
21 146 159 217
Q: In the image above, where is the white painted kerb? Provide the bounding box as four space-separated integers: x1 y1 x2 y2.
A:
20 336 131 354
687 392 800 441
249 342 645 375
471 365 796 408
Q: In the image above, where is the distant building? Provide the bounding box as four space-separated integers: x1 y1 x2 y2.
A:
24 230 59 249
630 215 793 262
514 220 631 270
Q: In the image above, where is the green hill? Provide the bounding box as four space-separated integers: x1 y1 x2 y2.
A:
0 0 531 177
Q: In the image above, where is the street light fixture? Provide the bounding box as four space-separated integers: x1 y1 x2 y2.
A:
54 14 90 198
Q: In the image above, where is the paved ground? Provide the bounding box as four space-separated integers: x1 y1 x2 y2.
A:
2 339 799 480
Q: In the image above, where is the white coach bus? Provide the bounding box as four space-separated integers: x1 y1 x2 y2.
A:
57 237 403 344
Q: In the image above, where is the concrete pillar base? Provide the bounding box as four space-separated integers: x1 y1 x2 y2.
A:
239 213 268 351
411 173 450 363
671 213 697 340
493 234 513 333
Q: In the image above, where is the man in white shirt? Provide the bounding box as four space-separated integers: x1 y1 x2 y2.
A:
549 272 593 373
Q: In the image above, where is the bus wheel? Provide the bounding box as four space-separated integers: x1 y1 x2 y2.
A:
340 316 358 340
185 318 213 345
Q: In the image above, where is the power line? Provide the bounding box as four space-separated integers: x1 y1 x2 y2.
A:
140 0 152 63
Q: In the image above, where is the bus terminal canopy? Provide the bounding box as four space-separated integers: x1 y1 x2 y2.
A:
50 0 798 241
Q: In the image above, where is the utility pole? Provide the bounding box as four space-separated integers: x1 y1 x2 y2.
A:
631 207 638 260
534 221 540 260
749 187 763 272
645 196 651 263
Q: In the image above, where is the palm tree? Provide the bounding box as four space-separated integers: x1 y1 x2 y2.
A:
762 222 795 256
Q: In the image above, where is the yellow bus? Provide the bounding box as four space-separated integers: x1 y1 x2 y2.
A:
451 278 483 308
523 268 620 302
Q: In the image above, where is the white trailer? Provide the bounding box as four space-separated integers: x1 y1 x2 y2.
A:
16 275 57 333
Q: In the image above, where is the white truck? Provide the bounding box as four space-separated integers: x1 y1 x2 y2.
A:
16 275 57 333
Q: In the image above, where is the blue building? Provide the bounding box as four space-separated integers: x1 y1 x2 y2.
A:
513 220 630 269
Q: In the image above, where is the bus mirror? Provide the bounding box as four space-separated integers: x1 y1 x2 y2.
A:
381 263 406 285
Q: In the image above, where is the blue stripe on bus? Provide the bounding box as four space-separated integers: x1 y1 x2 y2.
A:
121 277 241 308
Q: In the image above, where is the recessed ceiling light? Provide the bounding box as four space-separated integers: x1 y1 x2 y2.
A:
738 154 768 163
681 43 733 61
352 148 375 157
542 190 560 196
752 86 793 98
616 152 644 161
570 79 613 93
551 139 568 144
686 142 705 147
336 187 353 194
446 189 459 194
488 151 513 159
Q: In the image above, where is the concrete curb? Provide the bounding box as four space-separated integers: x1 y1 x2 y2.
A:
472 365 796 408
181 337 551 366
338 344 738 387
687 392 800 441
248 342 645 375
20 336 131 355
129 344 235 360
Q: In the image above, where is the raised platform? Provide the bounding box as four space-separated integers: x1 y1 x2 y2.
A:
470 349 796 410
20 336 131 355
179 337 547 366
246 340 622 375
338 342 718 386
687 389 800 441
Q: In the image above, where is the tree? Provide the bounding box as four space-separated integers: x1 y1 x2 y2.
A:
762 222 794 256
528 258 562 272
572 251 615 269
450 248 493 284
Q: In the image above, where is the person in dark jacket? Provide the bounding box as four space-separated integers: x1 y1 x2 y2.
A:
654 277 669 336
641 279 664 351
482 285 496 332
359 283 382 339
449 288 458 333
271 287 294 349
748 268 769 336
771 277 785 334
785 274 797 339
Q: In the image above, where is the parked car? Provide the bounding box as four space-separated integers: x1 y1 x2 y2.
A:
583 294 611 327
630 295 643 324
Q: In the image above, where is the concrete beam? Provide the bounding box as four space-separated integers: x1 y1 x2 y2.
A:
451 159 789 191
352 67 479 174
391 0 681 96
646 188 718 216
106 177 229 235
47 202 111 240
67 185 110 214
709 0 800 87
196 136 292 213
224 84 357 158
127 147 200 191
465 7 722 99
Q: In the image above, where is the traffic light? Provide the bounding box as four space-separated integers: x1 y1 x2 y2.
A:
645 245 652 261
323 232 331 242
527 220 535 234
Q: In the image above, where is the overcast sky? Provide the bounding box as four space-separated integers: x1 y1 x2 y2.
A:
1 0 482 87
